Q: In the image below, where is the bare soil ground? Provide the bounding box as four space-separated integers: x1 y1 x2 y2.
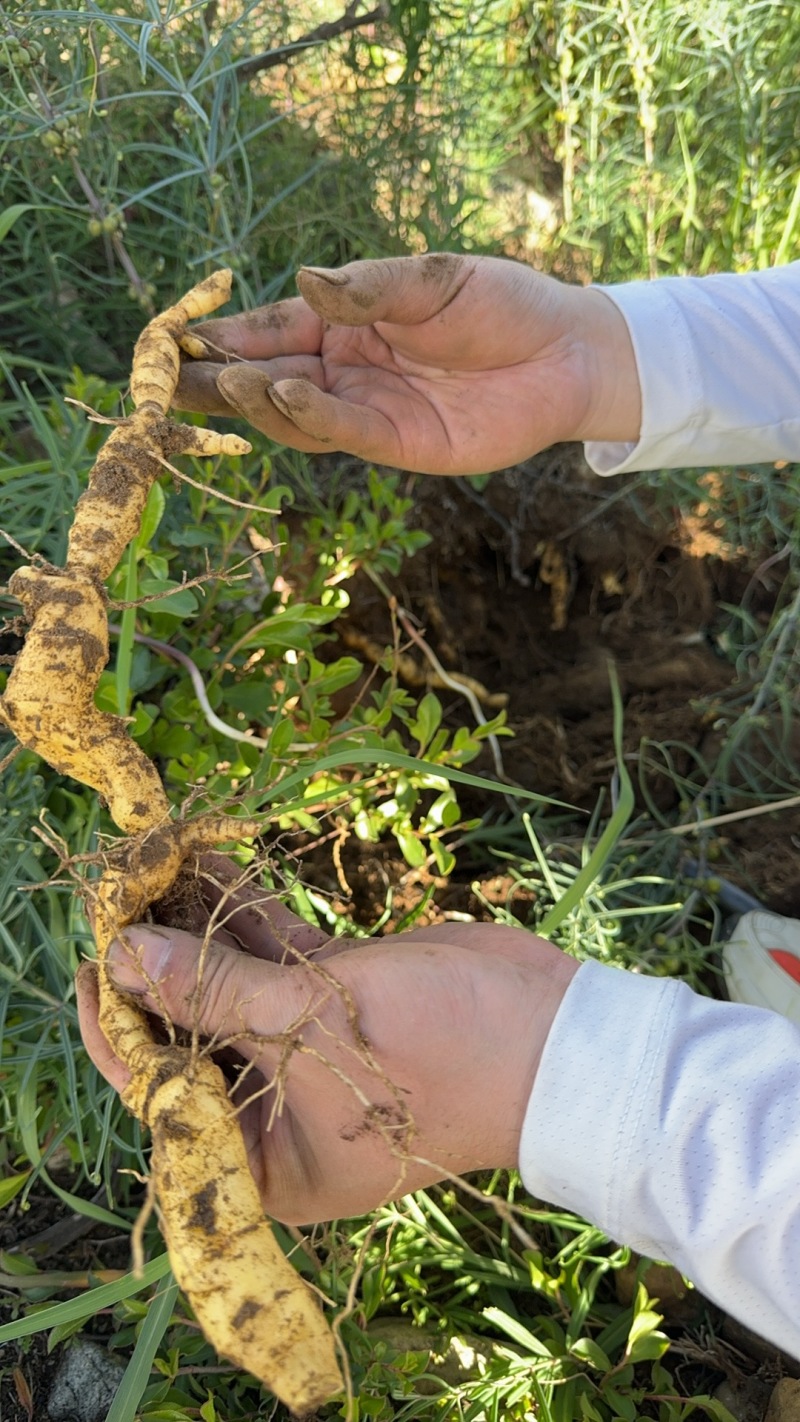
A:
293 445 800 928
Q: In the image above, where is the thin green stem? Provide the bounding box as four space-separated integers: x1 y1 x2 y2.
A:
775 169 800 266
115 544 138 717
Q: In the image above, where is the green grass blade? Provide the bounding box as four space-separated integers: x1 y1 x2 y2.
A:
116 544 138 716
262 746 574 812
105 1272 180 1422
0 204 58 243
41 1174 134 1231
538 666 634 937
0 1254 172 1343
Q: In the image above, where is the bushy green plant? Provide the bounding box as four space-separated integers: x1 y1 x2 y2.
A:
0 0 517 384
0 1 403 378
496 0 800 278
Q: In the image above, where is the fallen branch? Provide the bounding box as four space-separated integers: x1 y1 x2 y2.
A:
238 3 387 80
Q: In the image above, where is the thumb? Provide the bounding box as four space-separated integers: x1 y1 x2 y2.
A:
296 253 476 328
107 924 309 1047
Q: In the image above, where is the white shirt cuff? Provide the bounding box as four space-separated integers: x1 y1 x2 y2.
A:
583 264 800 474
518 958 800 1359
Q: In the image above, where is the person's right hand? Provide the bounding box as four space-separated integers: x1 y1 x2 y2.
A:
175 254 641 476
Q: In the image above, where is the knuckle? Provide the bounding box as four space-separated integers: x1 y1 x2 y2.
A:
189 941 241 1029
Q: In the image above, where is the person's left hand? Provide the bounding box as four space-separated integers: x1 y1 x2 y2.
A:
77 868 576 1224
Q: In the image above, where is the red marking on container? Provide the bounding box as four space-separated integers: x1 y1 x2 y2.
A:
768 949 800 984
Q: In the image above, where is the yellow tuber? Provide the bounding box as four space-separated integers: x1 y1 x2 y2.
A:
0 271 343 1413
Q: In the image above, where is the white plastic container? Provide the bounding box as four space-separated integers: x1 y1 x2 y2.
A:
722 910 800 1025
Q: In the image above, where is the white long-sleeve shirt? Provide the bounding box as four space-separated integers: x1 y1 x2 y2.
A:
584 262 800 475
519 963 800 1357
520 263 800 1358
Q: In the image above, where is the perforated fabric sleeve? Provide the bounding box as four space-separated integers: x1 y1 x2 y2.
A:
518 959 800 1359
583 262 800 475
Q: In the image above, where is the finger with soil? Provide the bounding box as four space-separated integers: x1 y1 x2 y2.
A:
296 253 475 327
217 365 338 453
266 377 401 465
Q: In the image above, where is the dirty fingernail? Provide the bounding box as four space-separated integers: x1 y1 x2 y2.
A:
265 382 293 418
107 926 173 994
298 265 349 287
76 958 98 992
216 365 273 412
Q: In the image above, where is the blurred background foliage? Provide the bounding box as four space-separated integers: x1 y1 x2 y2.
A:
1 2 799 1419
2 0 798 383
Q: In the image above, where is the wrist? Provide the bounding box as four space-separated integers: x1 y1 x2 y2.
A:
479 930 580 1170
567 286 643 446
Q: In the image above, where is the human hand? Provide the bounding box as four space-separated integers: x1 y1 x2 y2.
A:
77 867 578 1224
175 254 641 476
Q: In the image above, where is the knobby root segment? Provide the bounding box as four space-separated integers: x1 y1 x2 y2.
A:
0 271 343 1413
0 269 251 835
136 1053 341 1415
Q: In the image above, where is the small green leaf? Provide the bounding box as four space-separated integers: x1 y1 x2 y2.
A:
429 835 455 876
130 702 156 737
625 1293 669 1363
310 656 362 696
0 1255 172 1343
137 480 166 549
395 826 426 868
570 1337 612 1372
579 1396 604 1422
601 1386 637 1421
683 1399 740 1422
222 681 270 718
268 717 294 757
47 1316 87 1350
628 1331 670 1364
409 691 442 750
142 551 169 580
422 790 459 831
154 724 198 757
234 603 338 655
0 1172 31 1208
0 204 44 244
482 1305 553 1358
95 670 119 713
0 1247 37 1275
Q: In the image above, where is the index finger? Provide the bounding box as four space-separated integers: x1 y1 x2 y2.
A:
198 854 331 964
187 295 324 363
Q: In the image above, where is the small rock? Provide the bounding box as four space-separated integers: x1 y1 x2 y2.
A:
367 1318 514 1394
48 1339 126 1422
715 1376 773 1422
765 1379 800 1422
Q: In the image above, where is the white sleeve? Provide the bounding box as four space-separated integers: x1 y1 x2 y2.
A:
518 959 800 1359
583 263 800 475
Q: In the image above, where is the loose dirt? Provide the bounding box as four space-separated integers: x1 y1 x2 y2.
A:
293 443 800 926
